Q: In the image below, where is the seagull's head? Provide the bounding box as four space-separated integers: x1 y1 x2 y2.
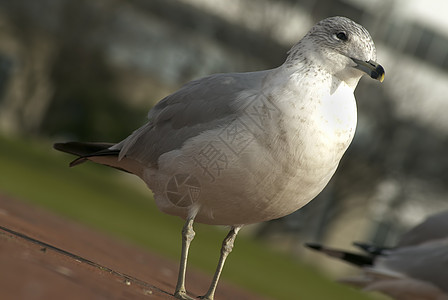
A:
287 16 385 88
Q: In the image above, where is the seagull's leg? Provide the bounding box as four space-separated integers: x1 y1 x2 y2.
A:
200 225 242 300
174 217 196 300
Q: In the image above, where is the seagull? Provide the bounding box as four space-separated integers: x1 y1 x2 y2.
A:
306 211 448 300
306 239 448 300
54 16 384 299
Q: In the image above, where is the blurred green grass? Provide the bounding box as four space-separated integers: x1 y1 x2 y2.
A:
0 135 373 300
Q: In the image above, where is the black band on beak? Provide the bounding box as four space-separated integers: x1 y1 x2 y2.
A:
352 58 385 82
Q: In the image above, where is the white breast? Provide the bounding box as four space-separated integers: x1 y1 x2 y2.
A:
145 70 357 225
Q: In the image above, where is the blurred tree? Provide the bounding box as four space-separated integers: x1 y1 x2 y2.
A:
0 0 146 140
43 46 145 141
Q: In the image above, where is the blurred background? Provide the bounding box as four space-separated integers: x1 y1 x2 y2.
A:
0 0 447 297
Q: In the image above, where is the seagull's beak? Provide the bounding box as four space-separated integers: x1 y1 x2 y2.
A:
351 58 385 82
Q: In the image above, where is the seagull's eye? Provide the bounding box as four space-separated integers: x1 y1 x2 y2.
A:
336 32 348 41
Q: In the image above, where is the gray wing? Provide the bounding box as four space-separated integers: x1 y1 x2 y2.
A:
378 238 448 292
113 70 271 166
398 210 448 247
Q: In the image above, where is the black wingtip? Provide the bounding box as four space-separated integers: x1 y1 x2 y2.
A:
305 242 375 267
54 141 117 167
53 142 66 151
353 241 373 251
305 243 323 251
69 157 88 167
54 141 115 155
353 241 389 256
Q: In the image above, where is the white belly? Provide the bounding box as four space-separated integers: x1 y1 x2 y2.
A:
145 81 357 225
